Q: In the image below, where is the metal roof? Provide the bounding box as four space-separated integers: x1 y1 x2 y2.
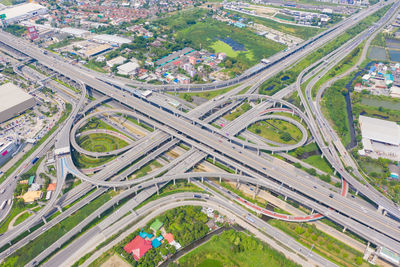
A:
0 83 34 113
359 115 400 146
0 3 46 20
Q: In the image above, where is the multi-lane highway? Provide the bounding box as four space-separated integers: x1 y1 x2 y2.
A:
0 1 399 266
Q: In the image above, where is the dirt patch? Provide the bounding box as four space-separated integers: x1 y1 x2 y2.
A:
101 254 131 267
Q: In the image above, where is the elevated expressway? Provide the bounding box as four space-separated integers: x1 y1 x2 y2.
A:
0 0 398 261
2 28 400 254
295 0 400 219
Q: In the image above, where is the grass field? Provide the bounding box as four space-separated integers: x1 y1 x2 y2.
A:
130 160 163 179
248 119 303 145
224 102 252 121
174 84 240 101
175 19 286 68
179 229 300 267
72 150 116 169
303 155 334 174
210 40 240 58
0 204 36 234
77 133 129 153
269 220 368 266
84 62 107 73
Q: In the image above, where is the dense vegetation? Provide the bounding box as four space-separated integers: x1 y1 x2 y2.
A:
269 220 367 266
258 4 392 96
321 76 351 146
179 229 300 267
4 25 26 37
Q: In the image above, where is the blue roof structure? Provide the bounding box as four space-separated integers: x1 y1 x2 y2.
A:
152 238 162 248
139 230 153 239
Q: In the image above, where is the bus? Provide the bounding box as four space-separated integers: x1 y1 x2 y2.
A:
32 157 39 165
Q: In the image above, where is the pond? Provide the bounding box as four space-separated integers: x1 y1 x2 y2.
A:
369 46 387 61
386 38 400 49
389 49 400 62
281 75 290 81
361 97 400 111
217 37 246 52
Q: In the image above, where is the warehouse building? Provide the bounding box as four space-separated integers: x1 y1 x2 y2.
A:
359 115 400 146
91 34 131 46
0 83 36 123
0 3 47 25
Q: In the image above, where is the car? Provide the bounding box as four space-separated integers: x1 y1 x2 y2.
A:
329 194 334 198
313 186 317 189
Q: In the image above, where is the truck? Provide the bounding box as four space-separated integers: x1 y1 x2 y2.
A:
32 157 39 165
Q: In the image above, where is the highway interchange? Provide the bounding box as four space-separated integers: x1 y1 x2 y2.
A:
0 1 400 266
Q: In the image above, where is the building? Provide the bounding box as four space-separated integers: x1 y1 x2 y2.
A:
28 175 35 186
0 141 17 167
150 219 163 232
92 34 131 46
163 233 174 244
123 236 152 260
106 56 126 68
21 190 42 203
117 61 140 76
359 115 400 146
27 26 38 40
59 27 90 38
47 183 56 191
84 44 112 58
0 3 47 25
0 83 36 123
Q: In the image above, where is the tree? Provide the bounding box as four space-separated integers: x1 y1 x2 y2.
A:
280 132 292 142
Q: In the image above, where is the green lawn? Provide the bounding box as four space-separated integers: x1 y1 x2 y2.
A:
179 229 300 267
248 119 303 145
13 211 33 226
77 133 129 153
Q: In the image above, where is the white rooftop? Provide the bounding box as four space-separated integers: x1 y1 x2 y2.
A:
92 34 131 45
0 83 34 113
60 27 89 36
117 61 140 73
359 115 400 146
0 3 46 20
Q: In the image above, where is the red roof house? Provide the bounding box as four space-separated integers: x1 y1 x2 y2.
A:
124 236 152 260
163 233 174 243
47 183 57 191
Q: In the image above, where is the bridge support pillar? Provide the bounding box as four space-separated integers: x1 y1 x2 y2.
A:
235 168 238 174
257 149 260 156
284 195 287 201
96 185 99 189
173 179 176 185
355 190 358 196
219 176 222 183
311 208 314 214
236 178 239 189
188 177 191 183
57 205 62 213
333 170 337 175
342 227 347 233
321 154 324 159
113 187 116 192
156 183 159 195
213 156 216 164
201 177 204 183
42 216 47 224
